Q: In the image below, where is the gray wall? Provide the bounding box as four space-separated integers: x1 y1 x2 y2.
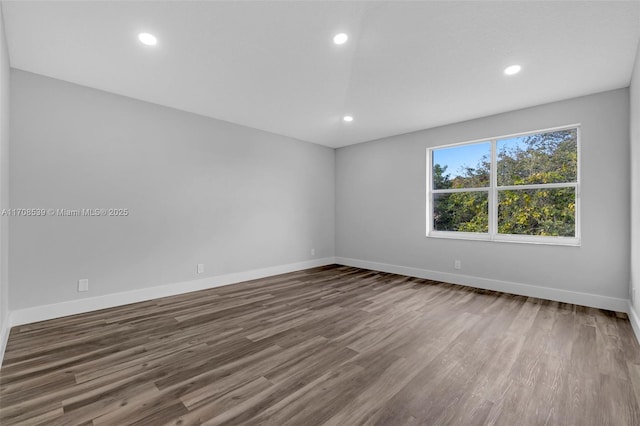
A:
0 6 9 329
631 42 640 314
10 70 335 310
336 89 630 300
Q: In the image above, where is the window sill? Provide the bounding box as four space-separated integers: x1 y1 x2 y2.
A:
426 232 581 247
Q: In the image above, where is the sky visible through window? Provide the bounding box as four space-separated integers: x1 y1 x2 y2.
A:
433 137 529 179
432 142 489 179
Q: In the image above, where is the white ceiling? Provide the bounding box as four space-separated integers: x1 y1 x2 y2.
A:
2 1 639 148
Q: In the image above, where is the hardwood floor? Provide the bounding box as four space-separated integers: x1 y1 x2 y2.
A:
1 265 639 425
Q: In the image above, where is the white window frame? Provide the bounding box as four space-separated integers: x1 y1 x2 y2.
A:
426 124 581 246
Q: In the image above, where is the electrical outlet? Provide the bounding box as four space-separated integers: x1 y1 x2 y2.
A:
197 264 204 274
454 260 462 270
311 248 315 256
78 279 89 292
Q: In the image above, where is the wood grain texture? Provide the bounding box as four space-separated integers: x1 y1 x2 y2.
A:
1 265 639 425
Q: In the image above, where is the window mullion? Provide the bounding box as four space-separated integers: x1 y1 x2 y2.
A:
426 149 432 235
432 187 490 194
497 182 577 191
489 139 497 239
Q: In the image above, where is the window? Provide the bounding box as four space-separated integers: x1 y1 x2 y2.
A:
427 125 580 245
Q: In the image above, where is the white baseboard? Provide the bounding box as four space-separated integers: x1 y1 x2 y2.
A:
335 257 629 313
628 301 640 346
0 312 10 368
9 257 336 328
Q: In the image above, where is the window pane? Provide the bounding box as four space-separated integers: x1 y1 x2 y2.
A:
498 188 575 237
432 142 490 189
497 129 577 186
433 192 488 233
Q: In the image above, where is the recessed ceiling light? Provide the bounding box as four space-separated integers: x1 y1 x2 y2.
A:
333 33 348 45
343 115 354 122
138 33 158 46
504 65 521 75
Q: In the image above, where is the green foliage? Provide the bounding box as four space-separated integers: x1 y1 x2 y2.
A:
432 130 577 236
498 188 575 237
497 130 577 186
433 163 488 232
433 164 452 190
452 158 490 189
434 192 488 232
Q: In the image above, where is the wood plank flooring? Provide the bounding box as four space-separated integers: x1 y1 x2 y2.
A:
1 265 640 425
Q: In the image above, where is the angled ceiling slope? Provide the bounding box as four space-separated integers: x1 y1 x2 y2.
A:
2 1 640 148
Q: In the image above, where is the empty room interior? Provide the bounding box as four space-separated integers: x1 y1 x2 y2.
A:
0 1 640 425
